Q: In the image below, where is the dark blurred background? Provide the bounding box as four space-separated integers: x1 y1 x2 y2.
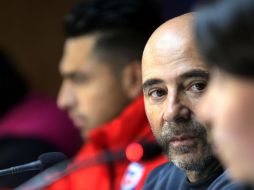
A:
0 1 78 96
0 0 197 97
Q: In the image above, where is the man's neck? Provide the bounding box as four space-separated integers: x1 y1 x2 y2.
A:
186 159 222 183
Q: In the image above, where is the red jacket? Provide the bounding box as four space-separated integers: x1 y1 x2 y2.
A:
46 96 167 190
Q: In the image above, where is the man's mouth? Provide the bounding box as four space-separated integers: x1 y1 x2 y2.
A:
70 114 84 129
169 135 196 146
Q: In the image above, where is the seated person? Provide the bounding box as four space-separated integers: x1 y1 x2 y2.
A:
195 0 254 186
0 50 82 188
38 0 167 190
141 13 249 190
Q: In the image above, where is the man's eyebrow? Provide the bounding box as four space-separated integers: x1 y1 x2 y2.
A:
61 72 78 79
179 69 209 80
142 79 164 90
61 72 72 78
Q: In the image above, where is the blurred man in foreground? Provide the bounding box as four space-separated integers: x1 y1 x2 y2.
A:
195 0 254 186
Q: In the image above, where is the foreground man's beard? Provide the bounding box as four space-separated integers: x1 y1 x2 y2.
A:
154 118 213 172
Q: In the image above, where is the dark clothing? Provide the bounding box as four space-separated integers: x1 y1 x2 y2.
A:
143 162 251 190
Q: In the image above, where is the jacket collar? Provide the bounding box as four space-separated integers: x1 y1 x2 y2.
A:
87 96 153 151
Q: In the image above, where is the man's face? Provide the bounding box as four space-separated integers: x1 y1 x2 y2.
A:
57 35 131 139
198 69 254 182
142 26 212 172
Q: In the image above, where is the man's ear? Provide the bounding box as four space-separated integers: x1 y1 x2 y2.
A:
121 61 142 100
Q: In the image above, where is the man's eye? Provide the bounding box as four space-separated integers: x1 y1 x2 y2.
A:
72 74 88 84
189 82 207 92
149 89 166 98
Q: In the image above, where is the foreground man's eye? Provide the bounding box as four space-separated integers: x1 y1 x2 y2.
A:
189 82 207 93
148 89 167 100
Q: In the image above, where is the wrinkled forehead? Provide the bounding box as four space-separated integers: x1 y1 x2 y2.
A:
143 31 191 63
142 31 205 83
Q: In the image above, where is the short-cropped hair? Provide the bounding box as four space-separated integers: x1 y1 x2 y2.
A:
63 0 162 73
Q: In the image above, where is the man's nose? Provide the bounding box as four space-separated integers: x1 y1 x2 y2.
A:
57 82 75 111
163 93 190 122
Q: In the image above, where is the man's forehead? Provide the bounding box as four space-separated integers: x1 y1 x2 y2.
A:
60 35 97 68
142 47 207 91
142 49 207 77
142 32 195 72
59 55 85 74
143 65 208 81
141 13 207 89
142 13 195 65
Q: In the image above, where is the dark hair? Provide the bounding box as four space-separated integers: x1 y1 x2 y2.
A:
195 0 254 78
0 50 28 115
64 0 162 73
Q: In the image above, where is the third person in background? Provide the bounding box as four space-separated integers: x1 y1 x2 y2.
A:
45 0 167 190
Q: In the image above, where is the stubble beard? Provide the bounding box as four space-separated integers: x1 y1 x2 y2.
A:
154 118 213 172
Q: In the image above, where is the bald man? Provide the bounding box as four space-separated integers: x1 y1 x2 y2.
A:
141 13 249 190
